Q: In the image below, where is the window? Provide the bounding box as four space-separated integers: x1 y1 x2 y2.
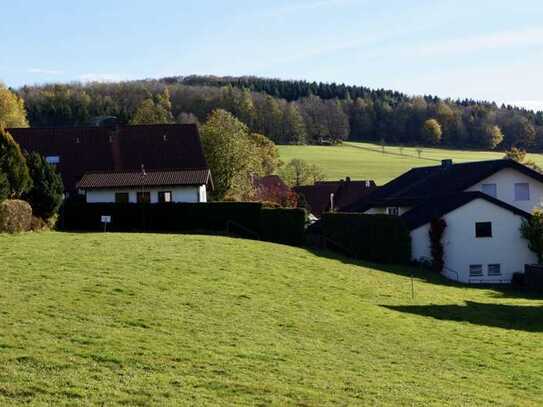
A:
487 264 501 276
158 191 172 203
481 183 497 198
386 207 399 216
469 265 483 277
46 155 60 165
137 191 151 204
515 183 530 201
475 222 492 238
115 192 129 204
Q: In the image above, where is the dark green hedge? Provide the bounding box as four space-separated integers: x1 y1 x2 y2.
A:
321 213 411 264
260 208 306 246
523 265 543 292
61 202 262 236
60 201 306 246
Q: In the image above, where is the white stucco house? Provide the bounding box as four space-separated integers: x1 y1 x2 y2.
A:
347 159 543 284
77 168 211 204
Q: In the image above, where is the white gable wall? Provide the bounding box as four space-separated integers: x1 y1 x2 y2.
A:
411 198 536 283
465 167 543 213
85 185 205 203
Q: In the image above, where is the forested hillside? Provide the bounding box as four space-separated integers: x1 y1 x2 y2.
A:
16 75 543 149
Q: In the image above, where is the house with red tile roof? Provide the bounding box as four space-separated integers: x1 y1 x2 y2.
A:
9 124 212 203
252 175 296 207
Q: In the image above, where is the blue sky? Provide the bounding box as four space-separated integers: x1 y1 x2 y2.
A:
2 0 542 110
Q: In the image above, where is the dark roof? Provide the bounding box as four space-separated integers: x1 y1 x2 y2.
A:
334 180 377 211
253 175 290 194
294 183 339 217
348 159 543 212
8 124 208 191
294 179 376 217
77 169 211 189
401 191 531 230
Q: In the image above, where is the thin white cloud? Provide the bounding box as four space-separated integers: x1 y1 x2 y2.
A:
27 68 64 75
414 27 543 57
267 0 356 17
78 73 128 83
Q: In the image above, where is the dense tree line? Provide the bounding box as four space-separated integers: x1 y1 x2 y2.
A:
15 76 543 150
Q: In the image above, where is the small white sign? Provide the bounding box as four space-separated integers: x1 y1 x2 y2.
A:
101 215 112 224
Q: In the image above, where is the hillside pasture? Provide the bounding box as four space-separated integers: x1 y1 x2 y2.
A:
278 142 543 184
1 232 543 405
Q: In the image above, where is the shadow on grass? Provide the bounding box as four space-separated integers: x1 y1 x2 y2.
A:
383 301 543 332
304 246 543 300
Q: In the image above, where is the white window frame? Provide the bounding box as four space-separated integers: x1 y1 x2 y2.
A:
46 155 60 165
158 191 172 203
469 264 483 277
487 264 501 276
386 207 399 216
514 183 530 201
481 183 497 198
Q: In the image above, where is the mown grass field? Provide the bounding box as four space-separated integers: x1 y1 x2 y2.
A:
1 232 543 405
278 142 543 184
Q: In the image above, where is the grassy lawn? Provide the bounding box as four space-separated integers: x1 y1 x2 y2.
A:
1 232 543 405
278 142 543 184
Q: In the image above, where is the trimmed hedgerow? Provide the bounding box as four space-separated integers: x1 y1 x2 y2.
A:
260 208 306 246
321 212 411 264
60 201 262 236
0 199 32 233
60 201 308 247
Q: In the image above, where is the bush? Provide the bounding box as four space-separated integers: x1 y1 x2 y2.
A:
523 265 543 292
23 152 64 219
321 213 411 264
0 173 8 202
59 201 307 246
0 199 32 233
260 208 306 246
30 216 49 232
511 272 525 288
60 201 263 237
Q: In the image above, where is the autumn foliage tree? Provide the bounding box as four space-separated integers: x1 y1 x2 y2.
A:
0 83 29 128
421 119 442 145
520 208 543 264
201 110 279 200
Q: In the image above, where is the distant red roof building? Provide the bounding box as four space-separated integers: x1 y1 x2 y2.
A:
294 177 376 217
252 175 296 207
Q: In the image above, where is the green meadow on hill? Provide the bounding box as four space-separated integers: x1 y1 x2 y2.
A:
1 232 542 406
278 142 543 184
